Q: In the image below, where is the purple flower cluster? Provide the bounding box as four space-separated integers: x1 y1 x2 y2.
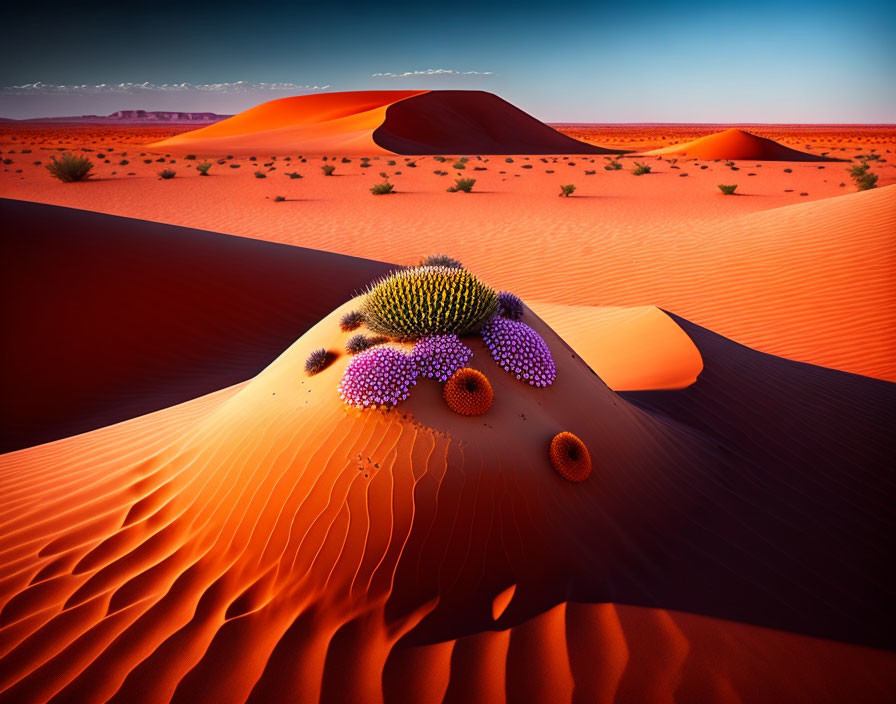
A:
411 334 473 381
480 317 556 387
338 346 418 408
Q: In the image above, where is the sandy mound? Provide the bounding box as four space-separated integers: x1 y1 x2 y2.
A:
0 277 893 702
643 128 842 161
148 90 621 156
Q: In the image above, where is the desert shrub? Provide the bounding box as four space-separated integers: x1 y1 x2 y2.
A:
120 159 129 165
185 154 197 160
338 346 418 407
370 182 394 195
158 169 176 179
443 368 493 416
254 171 267 178
340 310 365 331
724 160 735 167
387 160 396 166
549 432 592 482
496 291 524 320
321 164 336 175
345 333 388 355
851 165 878 191
412 335 473 381
718 184 737 195
360 162 372 168
274 195 286 202
197 162 211 175
559 184 576 197
453 161 466 170
285 171 302 179
341 157 351 163
480 316 556 387
433 156 447 162
632 162 651 175
46 153 93 182
584 169 596 175
420 254 463 269
604 159 622 170
505 157 514 163
362 266 498 339
448 178 476 193
230 164 241 168
304 348 332 376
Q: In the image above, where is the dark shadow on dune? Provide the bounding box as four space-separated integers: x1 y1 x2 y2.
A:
0 198 393 452
611 312 896 650
374 90 629 155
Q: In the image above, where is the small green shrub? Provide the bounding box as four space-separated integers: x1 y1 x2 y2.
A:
505 157 514 163
185 154 197 160
604 159 622 171
452 161 466 170
447 178 476 193
783 168 792 173
559 184 576 197
46 153 93 182
274 195 286 202
849 163 878 191
197 162 212 176
433 156 447 162
158 169 176 179
322 164 336 176
285 171 302 179
420 254 462 268
370 182 395 195
718 184 737 195
632 162 651 175
255 171 266 178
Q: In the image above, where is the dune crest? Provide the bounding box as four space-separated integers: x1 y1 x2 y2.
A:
643 127 840 161
149 90 622 156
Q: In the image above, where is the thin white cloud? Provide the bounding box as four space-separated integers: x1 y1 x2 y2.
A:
1 81 330 94
371 69 493 79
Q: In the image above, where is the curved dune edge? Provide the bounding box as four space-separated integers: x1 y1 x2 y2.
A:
148 90 619 156
1 293 893 703
529 303 703 390
641 127 840 161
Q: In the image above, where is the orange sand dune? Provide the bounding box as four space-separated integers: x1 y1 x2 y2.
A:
149 90 622 156
0 293 893 703
642 127 841 161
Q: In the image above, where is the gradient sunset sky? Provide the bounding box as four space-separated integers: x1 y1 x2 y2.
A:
1 0 893 121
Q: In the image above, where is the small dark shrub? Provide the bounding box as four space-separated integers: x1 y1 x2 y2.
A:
604 159 622 170
322 164 336 176
559 184 576 197
274 195 286 202
505 157 514 163
305 348 332 375
255 171 267 178
584 169 596 175
452 161 466 170
158 169 176 179
285 171 302 179
185 154 197 160
197 162 212 175
346 334 388 355
632 162 651 175
497 291 524 320
342 157 351 163
360 162 372 168
448 178 475 193
370 182 395 195
420 254 463 269
46 153 93 182
340 310 365 332
718 184 737 195
433 156 447 162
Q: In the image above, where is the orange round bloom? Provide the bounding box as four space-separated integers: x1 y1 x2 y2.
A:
443 368 493 416
549 432 592 482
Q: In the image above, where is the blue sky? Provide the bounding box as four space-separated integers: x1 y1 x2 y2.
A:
1 1 893 121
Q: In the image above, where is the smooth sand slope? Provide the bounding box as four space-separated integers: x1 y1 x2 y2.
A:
0 199 392 452
149 90 622 156
642 127 842 161
0 295 893 703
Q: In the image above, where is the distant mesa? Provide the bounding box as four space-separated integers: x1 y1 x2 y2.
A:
643 127 841 161
149 90 626 155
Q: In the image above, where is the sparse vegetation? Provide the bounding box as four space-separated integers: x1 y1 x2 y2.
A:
559 184 576 197
420 254 463 269
197 162 212 176
346 334 389 355
604 159 622 171
322 164 336 176
158 169 176 179
370 182 395 195
718 184 737 195
305 348 331 376
848 162 878 191
340 310 365 332
447 178 476 193
274 195 286 202
632 162 651 175
46 153 93 182
285 171 302 179
452 161 466 170
185 154 197 160
255 171 267 178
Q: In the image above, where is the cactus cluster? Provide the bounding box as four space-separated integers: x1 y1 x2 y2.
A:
338 346 419 408
443 368 493 416
305 348 331 376
419 254 463 269
411 335 473 381
480 317 556 387
361 266 498 339
345 334 388 355
549 432 592 482
340 310 365 332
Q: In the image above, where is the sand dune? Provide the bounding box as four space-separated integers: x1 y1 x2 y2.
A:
149 90 621 156
0 293 893 703
0 199 392 452
643 128 842 161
